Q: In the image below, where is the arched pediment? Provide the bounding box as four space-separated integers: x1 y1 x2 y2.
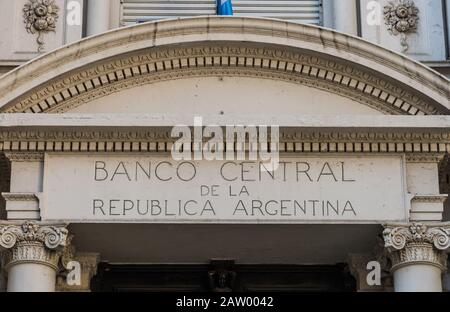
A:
0 17 448 115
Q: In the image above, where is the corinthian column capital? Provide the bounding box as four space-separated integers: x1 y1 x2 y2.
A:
0 221 68 270
383 223 450 272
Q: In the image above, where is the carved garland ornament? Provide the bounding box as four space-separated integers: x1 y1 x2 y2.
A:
383 223 450 271
23 0 59 53
384 0 419 52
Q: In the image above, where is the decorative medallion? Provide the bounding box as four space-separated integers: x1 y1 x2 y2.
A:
383 0 419 52
23 0 59 53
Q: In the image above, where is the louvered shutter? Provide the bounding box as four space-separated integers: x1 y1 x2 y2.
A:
121 0 322 26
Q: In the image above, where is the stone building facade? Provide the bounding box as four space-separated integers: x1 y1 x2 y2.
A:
0 0 449 292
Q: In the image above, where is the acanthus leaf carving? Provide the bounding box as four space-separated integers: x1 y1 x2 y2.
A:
0 221 68 270
0 221 67 251
383 223 450 271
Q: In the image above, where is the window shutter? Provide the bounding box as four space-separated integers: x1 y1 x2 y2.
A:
121 0 322 26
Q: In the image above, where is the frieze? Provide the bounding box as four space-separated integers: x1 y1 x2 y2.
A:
384 0 419 52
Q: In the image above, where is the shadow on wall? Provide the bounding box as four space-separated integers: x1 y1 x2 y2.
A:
444 155 450 287
0 66 17 78
444 201 450 222
445 258 450 292
440 155 450 222
439 154 450 221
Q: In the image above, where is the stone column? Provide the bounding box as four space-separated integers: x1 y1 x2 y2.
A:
86 0 111 36
383 223 450 292
0 222 68 292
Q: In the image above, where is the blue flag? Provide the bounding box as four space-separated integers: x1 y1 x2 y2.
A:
217 0 233 16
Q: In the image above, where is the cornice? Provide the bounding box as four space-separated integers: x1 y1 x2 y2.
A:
0 117 449 155
1 193 38 202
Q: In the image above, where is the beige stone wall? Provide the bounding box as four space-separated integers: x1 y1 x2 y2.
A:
72 77 382 115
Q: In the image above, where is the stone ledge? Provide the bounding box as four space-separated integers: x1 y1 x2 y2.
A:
0 114 450 129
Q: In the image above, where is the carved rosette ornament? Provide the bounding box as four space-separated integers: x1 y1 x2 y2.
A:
383 0 419 52
0 221 68 270
383 223 450 272
23 0 59 52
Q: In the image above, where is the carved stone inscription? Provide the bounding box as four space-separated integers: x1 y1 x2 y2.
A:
42 154 407 223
